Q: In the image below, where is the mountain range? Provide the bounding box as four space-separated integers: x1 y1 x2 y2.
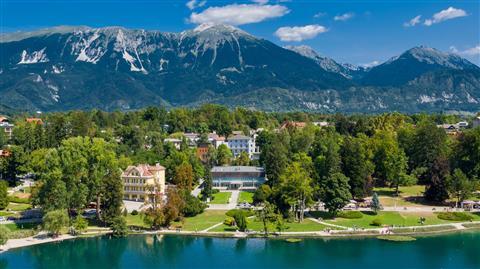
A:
1 24 479 113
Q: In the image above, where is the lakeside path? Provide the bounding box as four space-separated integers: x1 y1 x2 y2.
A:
2 221 480 252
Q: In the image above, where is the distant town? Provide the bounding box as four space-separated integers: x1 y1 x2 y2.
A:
0 106 479 250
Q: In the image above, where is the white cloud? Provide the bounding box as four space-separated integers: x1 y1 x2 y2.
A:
450 44 480 57
403 15 422 27
274 24 328 42
314 12 326 18
424 7 467 26
186 0 206 10
189 4 289 26
334 12 354 21
362 60 380 68
251 0 268 4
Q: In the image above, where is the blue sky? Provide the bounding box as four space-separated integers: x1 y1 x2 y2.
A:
1 0 479 65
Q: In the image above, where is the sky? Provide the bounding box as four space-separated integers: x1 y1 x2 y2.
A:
1 0 479 66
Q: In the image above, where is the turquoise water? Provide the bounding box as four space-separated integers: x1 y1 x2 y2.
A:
1 232 479 269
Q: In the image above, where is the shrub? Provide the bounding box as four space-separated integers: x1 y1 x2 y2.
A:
371 218 383 226
43 210 69 237
436 212 474 222
0 225 10 245
72 216 88 235
131 210 139 216
337 211 363 219
110 216 128 237
226 209 254 218
224 216 235 226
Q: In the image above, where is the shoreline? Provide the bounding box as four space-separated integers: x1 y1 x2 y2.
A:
2 223 479 253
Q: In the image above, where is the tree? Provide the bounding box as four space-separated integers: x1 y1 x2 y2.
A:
256 202 277 236
0 180 9 210
278 162 313 222
371 192 382 214
341 136 374 198
72 216 88 235
0 225 9 246
43 210 69 237
216 144 232 166
181 190 207 217
424 157 450 203
110 216 128 237
323 173 352 216
261 135 288 186
233 211 247 232
447 169 473 208
38 170 68 212
200 168 213 202
234 151 250 166
174 162 194 191
253 184 272 205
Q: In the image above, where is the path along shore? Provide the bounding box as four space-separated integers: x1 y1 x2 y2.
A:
2 220 479 252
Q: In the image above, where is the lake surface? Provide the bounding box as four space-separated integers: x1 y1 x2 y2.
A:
1 232 479 269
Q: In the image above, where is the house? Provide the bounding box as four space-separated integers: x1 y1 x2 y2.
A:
437 124 460 135
313 121 330 127
164 138 182 150
196 143 210 162
280 121 307 130
26 118 43 125
121 163 166 202
211 166 266 190
0 117 13 139
227 134 258 159
184 132 199 146
0 150 11 157
473 116 480 128
207 132 227 148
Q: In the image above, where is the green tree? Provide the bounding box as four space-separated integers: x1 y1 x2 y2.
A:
174 162 194 191
261 135 288 185
200 168 213 202
323 173 352 216
341 136 374 198
425 157 450 203
0 180 9 210
110 216 128 237
256 202 277 236
253 184 272 205
0 225 9 246
216 144 232 166
72 216 88 235
447 169 474 208
278 161 313 222
371 192 382 214
234 151 250 166
233 211 247 232
43 210 69 237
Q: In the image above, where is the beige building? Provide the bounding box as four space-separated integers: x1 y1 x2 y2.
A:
121 163 166 202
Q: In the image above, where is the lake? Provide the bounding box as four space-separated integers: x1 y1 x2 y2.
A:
1 232 479 269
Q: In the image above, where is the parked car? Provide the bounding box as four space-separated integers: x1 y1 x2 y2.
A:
0 217 6 222
237 202 252 209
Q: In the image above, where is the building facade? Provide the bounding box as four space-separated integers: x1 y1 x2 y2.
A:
473 116 480 128
227 134 257 159
0 117 13 139
121 163 166 202
211 166 266 190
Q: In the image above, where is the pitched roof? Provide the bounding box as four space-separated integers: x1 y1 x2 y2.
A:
122 163 165 177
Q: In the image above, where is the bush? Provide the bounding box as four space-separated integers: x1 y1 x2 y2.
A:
131 210 139 216
224 216 235 226
0 225 10 245
337 211 363 219
43 210 69 237
371 218 383 226
72 216 88 235
226 209 254 218
436 212 474 222
110 216 128 237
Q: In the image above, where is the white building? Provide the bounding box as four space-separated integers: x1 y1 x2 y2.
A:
208 132 227 148
164 138 181 149
227 134 258 159
0 117 13 139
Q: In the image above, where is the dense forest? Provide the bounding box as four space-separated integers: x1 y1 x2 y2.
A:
0 105 479 230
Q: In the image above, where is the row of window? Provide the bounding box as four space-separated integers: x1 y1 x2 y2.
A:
124 186 146 192
124 178 146 184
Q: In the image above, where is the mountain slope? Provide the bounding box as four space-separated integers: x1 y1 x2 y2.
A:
0 26 479 113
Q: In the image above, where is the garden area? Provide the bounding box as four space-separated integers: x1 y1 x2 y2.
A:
311 211 480 229
238 192 254 204
208 192 232 204
372 185 427 207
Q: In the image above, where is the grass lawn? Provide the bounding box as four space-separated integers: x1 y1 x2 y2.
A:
125 214 149 228
238 192 254 204
7 203 31 211
209 192 232 204
2 222 39 231
373 185 428 207
211 217 332 233
323 211 480 229
175 210 227 231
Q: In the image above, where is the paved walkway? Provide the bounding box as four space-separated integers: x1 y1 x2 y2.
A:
1 232 75 252
308 218 348 229
191 179 204 198
205 190 239 210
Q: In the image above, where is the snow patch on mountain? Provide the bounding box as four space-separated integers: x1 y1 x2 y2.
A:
46 83 60 102
52 65 64 74
18 48 49 64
